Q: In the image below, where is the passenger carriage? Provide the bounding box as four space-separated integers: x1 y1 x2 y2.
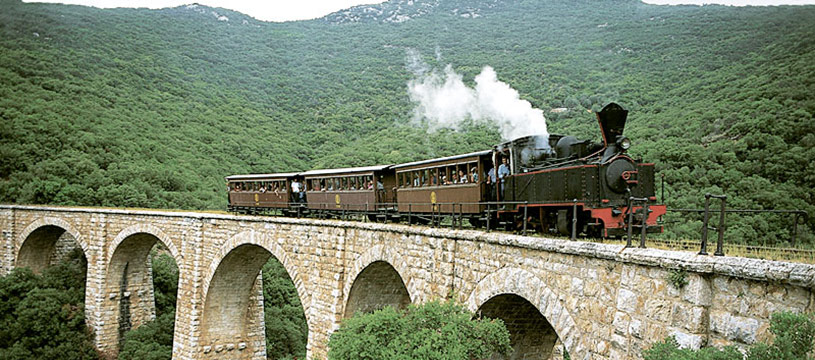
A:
301 165 396 219
393 150 492 222
225 173 298 214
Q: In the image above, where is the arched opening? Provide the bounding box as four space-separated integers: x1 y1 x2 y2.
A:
103 233 180 354
344 260 410 319
478 294 560 360
201 244 307 359
17 225 80 273
116 242 179 359
5 223 92 358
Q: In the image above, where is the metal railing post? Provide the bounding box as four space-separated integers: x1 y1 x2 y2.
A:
715 195 726 256
450 203 455 229
627 197 635 247
523 202 528 236
699 194 711 255
459 204 463 230
486 203 491 232
640 201 648 248
571 199 578 241
408 204 412 226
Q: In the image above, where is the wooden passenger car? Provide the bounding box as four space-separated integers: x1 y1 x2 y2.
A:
301 165 395 213
225 173 297 212
393 150 492 214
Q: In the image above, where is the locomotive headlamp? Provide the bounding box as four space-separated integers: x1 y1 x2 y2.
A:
617 136 631 150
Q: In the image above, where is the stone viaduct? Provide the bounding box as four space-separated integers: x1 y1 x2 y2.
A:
1 204 813 359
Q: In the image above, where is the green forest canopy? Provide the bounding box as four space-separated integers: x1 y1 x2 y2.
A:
1 0 813 245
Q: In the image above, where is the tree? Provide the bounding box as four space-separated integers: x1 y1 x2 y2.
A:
327 300 511 360
262 257 308 360
0 249 98 359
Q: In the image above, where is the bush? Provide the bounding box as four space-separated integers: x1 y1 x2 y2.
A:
327 300 511 360
747 311 815 360
643 311 815 360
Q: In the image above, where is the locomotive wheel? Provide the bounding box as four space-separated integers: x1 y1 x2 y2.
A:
557 210 570 236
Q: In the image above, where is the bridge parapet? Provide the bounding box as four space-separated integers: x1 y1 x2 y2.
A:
0 204 812 359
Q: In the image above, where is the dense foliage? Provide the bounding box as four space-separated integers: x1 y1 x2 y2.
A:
0 249 98 359
643 311 815 360
1 0 813 245
327 300 511 360
262 257 308 360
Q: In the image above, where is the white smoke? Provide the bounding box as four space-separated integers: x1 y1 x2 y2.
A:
406 53 548 142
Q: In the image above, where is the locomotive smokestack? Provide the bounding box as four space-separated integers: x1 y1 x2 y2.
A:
406 50 549 144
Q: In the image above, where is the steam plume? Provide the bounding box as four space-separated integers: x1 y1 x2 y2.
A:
406 52 548 142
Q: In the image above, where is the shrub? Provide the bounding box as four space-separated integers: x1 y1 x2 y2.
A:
327 300 511 360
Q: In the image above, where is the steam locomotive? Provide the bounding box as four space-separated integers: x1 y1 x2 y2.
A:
226 103 665 238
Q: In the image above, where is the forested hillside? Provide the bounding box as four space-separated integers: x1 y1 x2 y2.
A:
1 0 813 244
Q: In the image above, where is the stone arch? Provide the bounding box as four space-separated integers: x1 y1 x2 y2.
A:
15 217 88 273
343 260 412 319
201 230 308 312
342 244 414 306
107 224 180 266
101 224 180 352
199 230 309 358
466 267 590 360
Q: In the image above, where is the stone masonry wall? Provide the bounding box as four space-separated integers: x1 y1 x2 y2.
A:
1 205 813 360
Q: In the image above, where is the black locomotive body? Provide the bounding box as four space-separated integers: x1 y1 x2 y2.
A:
498 103 664 237
225 103 665 238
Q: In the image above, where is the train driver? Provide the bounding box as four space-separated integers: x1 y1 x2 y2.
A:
498 157 510 200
